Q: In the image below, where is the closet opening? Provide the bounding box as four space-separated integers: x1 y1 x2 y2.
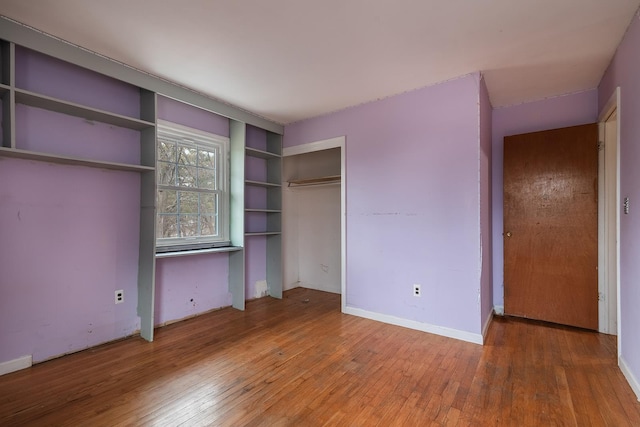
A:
283 137 345 310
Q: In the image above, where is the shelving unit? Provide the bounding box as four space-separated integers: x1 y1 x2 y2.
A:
227 123 283 309
0 23 284 346
0 40 159 341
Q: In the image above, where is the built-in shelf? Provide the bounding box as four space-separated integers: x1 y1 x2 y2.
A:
245 208 282 213
288 175 341 187
156 246 243 258
15 89 155 131
245 147 280 160
245 179 281 188
0 147 155 172
245 231 282 236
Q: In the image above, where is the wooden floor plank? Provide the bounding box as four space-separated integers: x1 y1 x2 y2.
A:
1 288 639 426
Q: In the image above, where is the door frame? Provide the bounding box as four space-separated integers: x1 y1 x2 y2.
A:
282 136 347 311
597 87 621 346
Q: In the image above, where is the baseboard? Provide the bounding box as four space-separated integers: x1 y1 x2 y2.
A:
482 310 494 344
0 355 32 376
343 306 483 345
620 356 640 401
494 305 504 316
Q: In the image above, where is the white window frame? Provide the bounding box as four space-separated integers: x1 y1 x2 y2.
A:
156 120 230 252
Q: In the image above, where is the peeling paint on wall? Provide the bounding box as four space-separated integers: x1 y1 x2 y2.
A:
254 280 268 299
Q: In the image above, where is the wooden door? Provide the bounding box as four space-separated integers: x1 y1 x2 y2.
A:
503 123 598 330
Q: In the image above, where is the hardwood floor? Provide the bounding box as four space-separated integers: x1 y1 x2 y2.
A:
1 287 639 426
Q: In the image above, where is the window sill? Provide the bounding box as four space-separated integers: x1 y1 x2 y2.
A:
155 246 242 259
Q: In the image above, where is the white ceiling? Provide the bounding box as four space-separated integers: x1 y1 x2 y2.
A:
1 0 638 125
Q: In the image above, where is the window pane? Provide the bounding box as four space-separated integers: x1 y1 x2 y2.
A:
200 215 217 236
158 140 176 162
157 190 177 213
158 161 176 186
200 193 217 214
198 148 216 169
198 168 216 190
177 145 197 165
177 165 198 187
179 191 198 214
157 214 178 238
179 214 199 237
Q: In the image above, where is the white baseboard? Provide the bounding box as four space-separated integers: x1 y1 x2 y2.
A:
0 355 32 376
494 305 504 316
620 356 640 401
482 310 494 344
343 306 483 345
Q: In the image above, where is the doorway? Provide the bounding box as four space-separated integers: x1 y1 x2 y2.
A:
282 137 346 310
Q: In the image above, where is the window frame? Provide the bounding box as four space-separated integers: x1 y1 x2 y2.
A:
155 120 230 252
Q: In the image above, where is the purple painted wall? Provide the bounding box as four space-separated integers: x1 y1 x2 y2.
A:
157 95 229 137
285 74 487 336
154 96 233 325
479 76 493 331
15 46 140 118
16 105 141 164
154 254 231 325
599 11 640 394
0 159 141 363
491 90 598 309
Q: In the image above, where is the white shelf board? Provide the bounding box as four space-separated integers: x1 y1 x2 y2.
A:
245 208 282 213
245 146 281 160
0 147 155 172
245 231 282 236
156 246 243 258
245 179 281 188
15 89 155 131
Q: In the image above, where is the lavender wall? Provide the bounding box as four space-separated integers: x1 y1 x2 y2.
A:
154 96 233 325
0 159 141 363
479 76 493 332
15 46 140 118
599 11 640 396
491 90 598 309
285 74 486 336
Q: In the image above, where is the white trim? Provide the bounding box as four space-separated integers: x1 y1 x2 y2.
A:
283 136 347 312
596 88 621 348
481 310 494 343
156 119 231 249
494 305 505 316
0 355 32 376
283 137 344 156
620 356 640 401
344 306 484 345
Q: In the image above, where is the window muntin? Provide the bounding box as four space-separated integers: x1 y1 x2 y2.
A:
156 121 229 251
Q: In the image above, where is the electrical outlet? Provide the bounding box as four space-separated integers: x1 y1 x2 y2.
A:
413 284 421 297
115 290 124 304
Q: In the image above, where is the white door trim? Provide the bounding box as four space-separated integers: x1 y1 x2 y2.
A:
597 87 621 349
283 136 347 311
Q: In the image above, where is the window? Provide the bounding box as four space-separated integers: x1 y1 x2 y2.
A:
156 120 230 252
